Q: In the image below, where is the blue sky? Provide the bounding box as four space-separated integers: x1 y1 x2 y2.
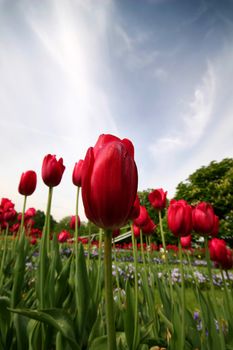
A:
0 0 233 221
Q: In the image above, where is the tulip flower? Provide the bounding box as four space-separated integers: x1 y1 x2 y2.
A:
58 230 71 243
148 188 167 211
180 235 192 248
192 202 216 235
82 134 138 230
141 218 156 234
133 206 149 227
69 215 81 230
167 199 192 237
42 154 65 187
129 195 140 220
132 224 140 238
209 238 227 262
72 159 84 187
220 248 233 270
18 170 37 196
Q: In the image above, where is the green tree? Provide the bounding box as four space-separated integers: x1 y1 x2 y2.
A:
175 158 233 241
34 209 57 232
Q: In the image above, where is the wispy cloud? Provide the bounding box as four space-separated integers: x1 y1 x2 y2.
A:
149 62 216 156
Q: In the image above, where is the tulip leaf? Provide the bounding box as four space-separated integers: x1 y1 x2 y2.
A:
89 335 108 350
8 308 80 349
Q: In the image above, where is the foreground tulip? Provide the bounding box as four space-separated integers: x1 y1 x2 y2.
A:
72 159 84 187
18 170 37 196
42 154 65 187
167 199 192 237
82 134 138 230
148 188 167 211
192 202 215 235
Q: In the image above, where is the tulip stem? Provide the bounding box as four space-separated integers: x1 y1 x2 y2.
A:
140 229 146 267
39 186 53 309
104 229 116 350
74 186 80 306
132 233 139 350
204 237 225 349
19 195 27 236
178 240 185 350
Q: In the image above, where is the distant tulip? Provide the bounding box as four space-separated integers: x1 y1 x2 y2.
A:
180 235 192 248
81 134 138 230
58 230 71 243
192 202 215 235
141 218 156 235
209 238 227 262
18 170 37 196
42 154 65 187
25 207 36 219
112 229 120 238
221 248 233 270
132 224 140 238
167 199 192 237
148 188 167 211
69 215 81 230
72 160 84 187
129 195 140 220
133 206 149 227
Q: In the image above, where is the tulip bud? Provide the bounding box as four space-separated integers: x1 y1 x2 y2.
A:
167 199 192 237
72 160 84 187
192 202 215 235
18 170 37 196
148 188 167 211
69 215 81 230
42 154 65 187
81 134 138 230
180 235 192 248
133 206 149 227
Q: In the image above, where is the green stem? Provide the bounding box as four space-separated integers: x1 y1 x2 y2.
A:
19 195 27 236
204 236 225 349
0 225 9 287
39 187 53 309
87 221 91 269
178 240 185 350
140 229 146 267
113 242 121 302
74 187 80 305
104 229 116 350
132 233 139 350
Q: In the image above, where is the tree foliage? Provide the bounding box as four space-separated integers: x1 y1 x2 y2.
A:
34 210 57 232
175 158 233 240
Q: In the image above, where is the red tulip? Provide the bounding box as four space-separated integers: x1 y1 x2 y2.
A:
192 202 215 235
209 238 227 262
42 154 65 187
180 235 192 248
58 230 71 243
72 160 84 187
25 207 36 218
129 195 140 220
167 199 192 237
69 215 81 230
141 218 156 235
18 170 37 196
81 134 138 230
132 224 140 238
148 188 167 211
133 206 149 227
221 248 233 270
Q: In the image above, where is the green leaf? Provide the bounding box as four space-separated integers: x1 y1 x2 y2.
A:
9 307 80 349
89 335 108 350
